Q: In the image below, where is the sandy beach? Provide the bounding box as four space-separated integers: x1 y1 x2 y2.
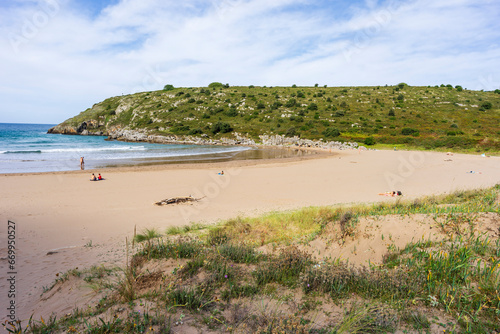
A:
1 148 499 323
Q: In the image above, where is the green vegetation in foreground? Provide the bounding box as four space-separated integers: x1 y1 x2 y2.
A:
6 185 500 333
57 83 500 152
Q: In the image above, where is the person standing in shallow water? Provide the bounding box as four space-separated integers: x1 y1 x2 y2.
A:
80 157 85 170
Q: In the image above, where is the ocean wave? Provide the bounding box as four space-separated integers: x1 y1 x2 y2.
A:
2 150 42 154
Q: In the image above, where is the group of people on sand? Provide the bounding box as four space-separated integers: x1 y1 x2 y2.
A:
379 191 403 197
90 173 103 181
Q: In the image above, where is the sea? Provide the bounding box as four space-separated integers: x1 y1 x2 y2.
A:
0 123 259 174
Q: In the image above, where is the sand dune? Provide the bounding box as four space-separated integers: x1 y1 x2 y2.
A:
0 149 499 322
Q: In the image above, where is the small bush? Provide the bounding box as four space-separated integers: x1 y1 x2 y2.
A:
285 98 296 108
323 127 341 138
286 127 297 137
401 128 419 136
211 122 233 134
307 103 318 111
481 101 492 110
364 137 375 146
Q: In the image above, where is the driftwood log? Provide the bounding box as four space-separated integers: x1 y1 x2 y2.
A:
154 196 204 206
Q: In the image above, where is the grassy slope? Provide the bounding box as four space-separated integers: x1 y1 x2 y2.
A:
60 84 500 152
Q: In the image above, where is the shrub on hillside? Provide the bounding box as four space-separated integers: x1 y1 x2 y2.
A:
364 137 376 146
211 122 233 134
285 99 296 108
225 108 238 117
322 127 341 138
163 84 174 91
481 101 492 110
286 127 297 137
401 128 419 136
307 103 318 111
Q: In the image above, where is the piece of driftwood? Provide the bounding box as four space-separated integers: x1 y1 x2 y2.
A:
154 196 203 206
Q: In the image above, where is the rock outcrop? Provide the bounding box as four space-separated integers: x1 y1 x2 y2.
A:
48 122 362 151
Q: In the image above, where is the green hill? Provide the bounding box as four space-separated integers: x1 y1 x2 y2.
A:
49 83 500 152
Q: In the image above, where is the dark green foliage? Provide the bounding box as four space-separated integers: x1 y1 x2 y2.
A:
285 98 296 107
397 94 404 101
188 128 203 135
323 127 341 138
364 137 375 145
401 128 419 136
271 101 283 110
163 84 174 91
388 108 395 116
334 110 345 117
224 108 238 117
307 103 318 111
286 127 297 137
481 101 492 110
211 122 233 134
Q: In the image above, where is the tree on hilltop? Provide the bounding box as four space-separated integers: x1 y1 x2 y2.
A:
208 82 224 89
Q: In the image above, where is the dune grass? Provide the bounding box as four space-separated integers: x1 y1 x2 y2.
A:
8 185 500 333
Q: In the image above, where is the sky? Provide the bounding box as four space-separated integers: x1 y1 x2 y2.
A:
0 0 499 124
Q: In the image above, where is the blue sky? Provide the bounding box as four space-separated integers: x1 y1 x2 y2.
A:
1 0 499 124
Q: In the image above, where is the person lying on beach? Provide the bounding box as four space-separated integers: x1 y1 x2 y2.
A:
379 191 402 197
90 173 97 181
218 171 224 175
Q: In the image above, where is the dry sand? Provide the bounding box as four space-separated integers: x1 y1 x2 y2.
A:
0 148 499 322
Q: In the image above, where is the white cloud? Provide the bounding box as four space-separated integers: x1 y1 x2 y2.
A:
0 0 499 123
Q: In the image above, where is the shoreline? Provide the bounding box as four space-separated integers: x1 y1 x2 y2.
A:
1 148 499 322
0 145 334 177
